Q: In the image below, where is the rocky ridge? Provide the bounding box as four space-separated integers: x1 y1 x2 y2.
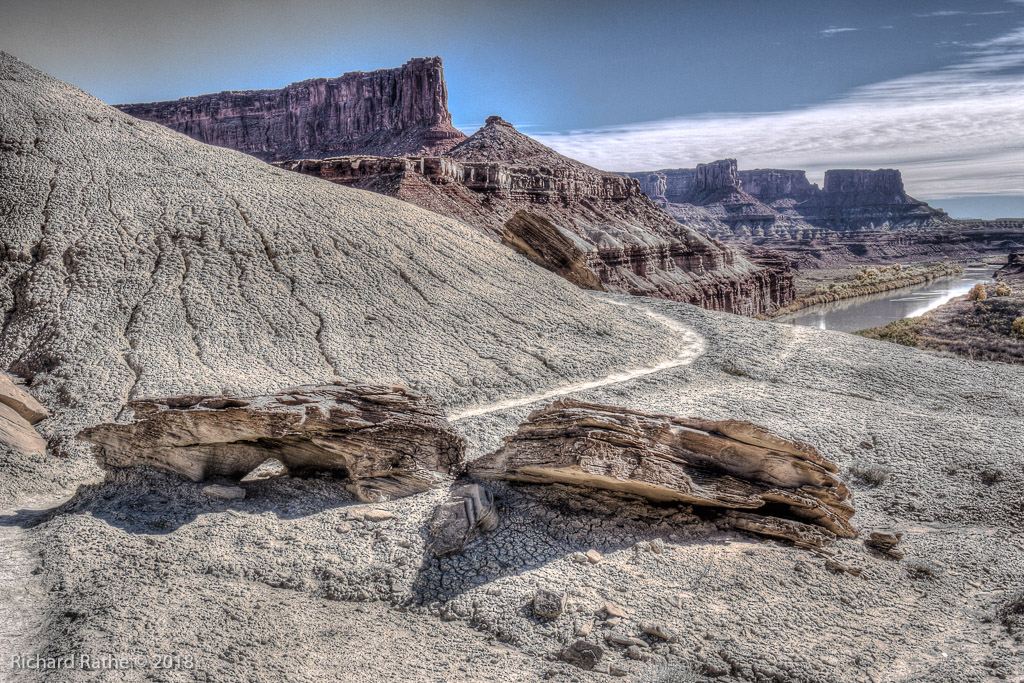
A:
78 383 464 501
626 160 1024 268
116 57 466 161
278 118 794 315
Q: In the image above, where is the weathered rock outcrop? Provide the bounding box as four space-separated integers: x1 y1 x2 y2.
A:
78 384 464 501
116 58 466 161
469 399 856 547
0 372 47 456
998 252 1024 280
280 119 794 315
501 211 605 291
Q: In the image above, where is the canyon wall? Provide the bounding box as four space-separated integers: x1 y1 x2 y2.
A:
738 170 819 204
279 119 793 315
116 57 466 161
621 162 1018 268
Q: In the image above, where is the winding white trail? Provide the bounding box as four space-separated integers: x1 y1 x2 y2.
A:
449 301 705 421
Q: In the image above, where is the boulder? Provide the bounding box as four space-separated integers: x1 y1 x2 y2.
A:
78 383 464 502
469 399 855 545
561 640 603 670
0 373 47 425
0 373 46 455
426 483 498 557
533 589 567 619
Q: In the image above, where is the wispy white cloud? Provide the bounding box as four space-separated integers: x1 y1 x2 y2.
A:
819 26 860 37
534 24 1024 199
914 9 1011 16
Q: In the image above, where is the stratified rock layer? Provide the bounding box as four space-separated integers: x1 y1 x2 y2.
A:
469 398 855 545
78 383 463 501
116 58 466 161
625 161 1023 268
279 119 794 315
0 372 47 456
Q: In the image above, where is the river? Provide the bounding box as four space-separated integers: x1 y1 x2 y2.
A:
776 266 996 333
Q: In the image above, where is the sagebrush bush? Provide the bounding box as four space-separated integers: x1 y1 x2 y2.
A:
994 283 1012 296
1013 316 1024 338
848 460 891 486
968 283 987 301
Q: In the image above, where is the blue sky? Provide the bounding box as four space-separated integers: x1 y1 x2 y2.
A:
2 0 1023 217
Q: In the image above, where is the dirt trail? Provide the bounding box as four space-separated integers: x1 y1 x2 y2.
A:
448 301 706 421
0 498 62 682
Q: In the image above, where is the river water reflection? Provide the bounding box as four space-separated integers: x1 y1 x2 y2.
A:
776 266 996 333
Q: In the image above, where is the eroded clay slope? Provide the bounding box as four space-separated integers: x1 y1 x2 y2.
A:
0 52 683 455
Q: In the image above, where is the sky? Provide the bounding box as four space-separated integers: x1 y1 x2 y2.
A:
2 0 1023 218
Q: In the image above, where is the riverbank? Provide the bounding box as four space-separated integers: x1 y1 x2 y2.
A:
856 283 1024 364
762 262 964 320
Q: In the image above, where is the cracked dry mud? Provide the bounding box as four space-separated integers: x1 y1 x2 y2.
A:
0 52 1022 682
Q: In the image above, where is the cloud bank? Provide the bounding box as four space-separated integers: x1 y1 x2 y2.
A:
535 26 1024 199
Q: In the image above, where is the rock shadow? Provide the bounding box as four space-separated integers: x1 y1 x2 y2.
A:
407 480 727 605
0 466 370 535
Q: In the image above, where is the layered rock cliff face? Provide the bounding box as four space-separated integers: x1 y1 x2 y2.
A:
116 57 466 161
624 162 1023 268
998 252 1024 280
279 118 794 315
738 169 819 204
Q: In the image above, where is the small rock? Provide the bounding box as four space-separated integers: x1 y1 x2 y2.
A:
609 664 629 676
866 531 904 558
361 509 395 522
485 586 503 596
534 589 567 619
825 558 862 576
586 549 603 564
571 552 589 564
605 617 622 627
641 622 679 643
561 640 603 671
650 539 664 554
603 600 628 619
605 633 647 648
625 645 646 661
576 619 594 637
202 484 245 500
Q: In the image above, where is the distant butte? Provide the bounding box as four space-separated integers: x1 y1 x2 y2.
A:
115 57 467 161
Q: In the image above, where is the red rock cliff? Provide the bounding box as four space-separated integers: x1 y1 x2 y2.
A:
116 57 466 161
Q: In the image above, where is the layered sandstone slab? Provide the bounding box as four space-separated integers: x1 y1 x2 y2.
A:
0 372 47 456
280 118 794 315
116 58 466 161
78 384 464 501
469 398 855 545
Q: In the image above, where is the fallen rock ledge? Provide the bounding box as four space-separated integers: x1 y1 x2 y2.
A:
78 383 464 501
0 372 48 456
469 399 855 545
